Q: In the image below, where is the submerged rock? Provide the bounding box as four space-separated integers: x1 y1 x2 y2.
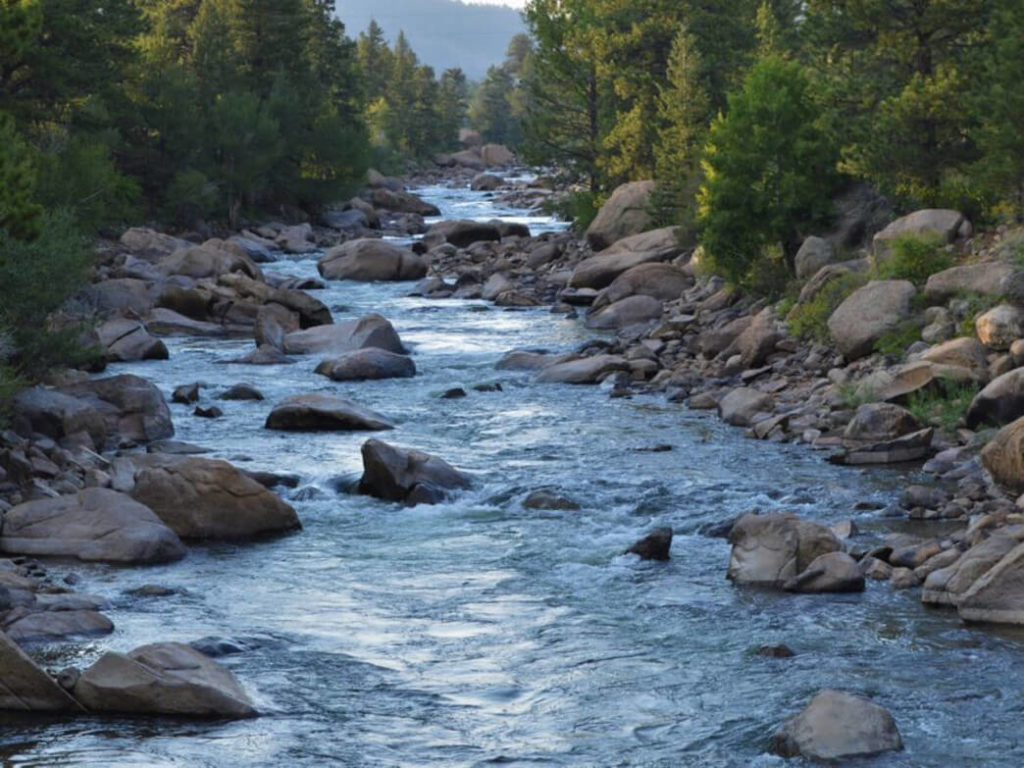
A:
771 690 902 761
265 394 394 432
314 348 416 381
625 527 673 561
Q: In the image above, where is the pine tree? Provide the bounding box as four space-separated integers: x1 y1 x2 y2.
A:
356 19 392 104
437 68 469 151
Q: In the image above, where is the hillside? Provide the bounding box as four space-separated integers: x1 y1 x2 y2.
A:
337 0 526 80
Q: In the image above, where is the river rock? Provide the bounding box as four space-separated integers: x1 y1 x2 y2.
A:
81 278 158 317
966 368 1024 429
121 227 190 258
480 143 515 166
794 236 836 280
283 314 404 356
318 239 426 282
269 288 332 328
128 454 300 540
0 489 185 564
771 690 903 761
217 384 264 401
724 307 780 369
162 242 262 282
569 227 681 289
172 382 200 405
470 173 502 191
958 541 1024 624
523 489 580 511
976 305 1024 351
224 344 293 365
496 350 558 371
0 631 83 711
727 513 841 587
917 336 989 377
625 527 672 561
95 319 169 363
265 394 394 432
922 533 1019 606
981 416 1024 493
718 387 772 427
450 149 485 170
12 388 108 448
5 610 114 644
591 262 691 311
358 438 470 505
585 181 656 251
59 375 174 446
873 208 966 258
254 303 299 351
314 348 416 381
147 307 234 338
784 551 865 593
854 360 976 403
73 642 257 718
370 188 440 216
827 280 916 360
924 261 1024 303
535 355 630 384
585 295 663 330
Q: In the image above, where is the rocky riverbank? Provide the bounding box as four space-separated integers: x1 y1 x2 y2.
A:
3 144 1024 758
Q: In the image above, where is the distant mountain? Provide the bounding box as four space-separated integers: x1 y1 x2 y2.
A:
337 0 526 81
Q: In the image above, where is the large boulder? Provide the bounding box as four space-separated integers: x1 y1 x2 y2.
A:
873 208 967 257
771 690 903 761
451 149 485 170
535 355 630 384
269 288 332 328
147 307 234 338
254 303 299 351
727 514 841 587
318 239 426 282
162 242 262 282
59 375 174 446
0 489 186 564
922 533 1019 606
265 394 394 432
359 438 470 505
794 236 836 280
569 227 682 289
370 188 440 216
314 348 416 381
6 610 113 644
958 541 1024 625
73 642 256 718
917 336 989 377
975 304 1024 351
853 360 977 403
95 318 169 363
827 280 916 360
127 455 300 540
585 181 657 251
81 278 157 317
783 551 865 593
584 295 663 331
0 631 83 711
718 387 772 427
480 143 515 166
283 314 404 356
923 261 1024 303
982 416 1024 493
591 262 690 310
121 227 190 258
966 368 1024 429
843 403 922 445
722 307 780 369
12 387 107 447
425 219 501 248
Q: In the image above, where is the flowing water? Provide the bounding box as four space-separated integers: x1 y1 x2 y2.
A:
3 182 1024 767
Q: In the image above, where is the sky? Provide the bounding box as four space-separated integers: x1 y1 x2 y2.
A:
471 0 527 6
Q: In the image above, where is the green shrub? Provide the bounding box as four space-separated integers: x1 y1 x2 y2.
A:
545 189 599 233
905 378 979 434
874 320 922 360
952 291 1003 337
875 233 952 285
786 272 868 343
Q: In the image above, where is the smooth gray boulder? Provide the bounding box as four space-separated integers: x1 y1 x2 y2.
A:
535 355 630 384
794 236 836 280
727 513 841 587
0 489 186 564
585 181 656 251
958 541 1024 624
591 262 691 310
569 227 681 290
283 314 404 356
976 304 1024 351
73 642 257 718
828 280 916 360
784 551 865 593
317 239 427 282
966 368 1024 429
95 318 169 362
584 295 663 330
771 690 903 761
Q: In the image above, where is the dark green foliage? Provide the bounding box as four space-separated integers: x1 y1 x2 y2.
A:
0 112 42 239
786 272 868 342
874 320 922 360
875 234 953 285
906 378 979 434
698 56 838 288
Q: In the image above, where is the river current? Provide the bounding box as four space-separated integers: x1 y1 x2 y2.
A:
2 181 1024 767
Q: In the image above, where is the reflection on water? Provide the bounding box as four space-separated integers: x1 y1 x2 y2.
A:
3 183 1023 767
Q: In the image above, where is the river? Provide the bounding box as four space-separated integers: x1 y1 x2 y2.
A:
2 181 1023 767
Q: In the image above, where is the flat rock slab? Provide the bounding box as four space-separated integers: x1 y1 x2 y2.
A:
73 642 256 718
6 610 114 644
0 488 186 564
266 394 394 432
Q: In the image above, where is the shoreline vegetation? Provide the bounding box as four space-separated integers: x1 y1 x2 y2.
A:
2 0 1024 761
